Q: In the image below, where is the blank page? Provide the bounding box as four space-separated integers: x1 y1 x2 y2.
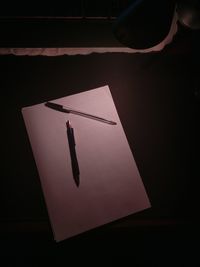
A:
22 85 150 241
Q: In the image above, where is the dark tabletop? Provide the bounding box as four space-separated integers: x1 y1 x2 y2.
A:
0 19 200 266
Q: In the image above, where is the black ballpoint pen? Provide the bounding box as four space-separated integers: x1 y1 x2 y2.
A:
45 102 117 125
66 120 80 187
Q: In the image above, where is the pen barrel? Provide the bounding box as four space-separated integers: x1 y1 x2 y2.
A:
70 110 116 125
70 146 80 176
67 127 80 182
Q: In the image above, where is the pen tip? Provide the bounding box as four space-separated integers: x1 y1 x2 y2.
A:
75 176 80 187
66 120 71 128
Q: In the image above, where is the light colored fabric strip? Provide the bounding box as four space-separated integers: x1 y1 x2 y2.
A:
0 10 178 56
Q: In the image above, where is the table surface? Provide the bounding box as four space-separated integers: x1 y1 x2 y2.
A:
0 19 200 266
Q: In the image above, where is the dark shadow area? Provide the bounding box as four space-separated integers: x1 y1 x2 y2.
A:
0 19 122 47
0 223 199 266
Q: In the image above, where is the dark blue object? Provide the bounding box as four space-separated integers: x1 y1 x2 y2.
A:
113 0 176 49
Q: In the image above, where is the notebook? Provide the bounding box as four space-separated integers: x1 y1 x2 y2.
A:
22 85 150 241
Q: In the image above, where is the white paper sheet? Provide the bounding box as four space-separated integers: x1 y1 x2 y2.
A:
22 85 151 241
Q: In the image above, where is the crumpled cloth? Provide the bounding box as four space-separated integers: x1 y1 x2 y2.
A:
0 10 178 56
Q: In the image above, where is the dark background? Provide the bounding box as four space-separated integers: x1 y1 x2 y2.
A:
0 0 132 17
1 1 200 266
